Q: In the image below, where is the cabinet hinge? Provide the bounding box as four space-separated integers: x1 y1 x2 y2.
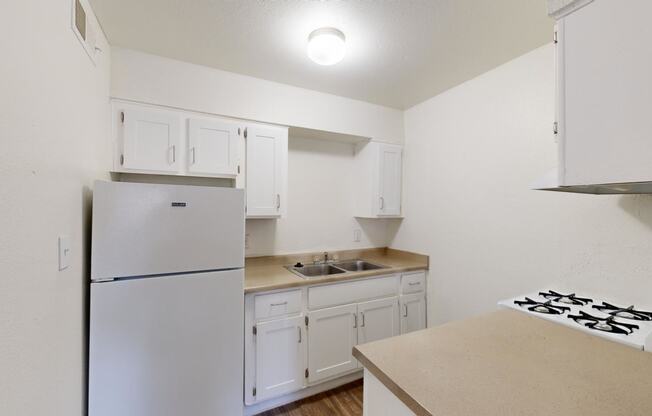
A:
252 387 256 397
120 111 125 123
553 121 559 135
305 316 309 327
305 369 309 379
252 325 257 335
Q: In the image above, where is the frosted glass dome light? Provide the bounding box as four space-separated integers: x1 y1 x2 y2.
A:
307 27 346 66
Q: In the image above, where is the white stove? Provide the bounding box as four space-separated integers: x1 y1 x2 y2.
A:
500 290 652 352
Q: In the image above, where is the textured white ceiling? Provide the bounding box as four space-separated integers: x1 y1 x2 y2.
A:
89 0 552 109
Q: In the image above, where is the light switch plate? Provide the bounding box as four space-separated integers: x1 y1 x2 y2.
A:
58 235 71 271
353 229 361 242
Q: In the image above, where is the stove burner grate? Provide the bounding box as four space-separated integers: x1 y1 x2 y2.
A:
539 290 593 306
592 302 652 322
514 297 570 315
568 311 639 335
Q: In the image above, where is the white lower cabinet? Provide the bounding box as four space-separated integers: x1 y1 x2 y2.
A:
309 297 399 380
357 297 400 345
399 293 426 334
307 304 358 384
244 272 426 409
254 315 306 402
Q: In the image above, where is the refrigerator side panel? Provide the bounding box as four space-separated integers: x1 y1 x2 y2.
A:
91 181 244 280
88 269 244 416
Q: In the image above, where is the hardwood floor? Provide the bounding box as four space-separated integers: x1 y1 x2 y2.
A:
258 380 364 416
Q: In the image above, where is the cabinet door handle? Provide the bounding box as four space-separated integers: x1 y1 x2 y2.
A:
276 194 281 210
379 196 385 210
361 312 365 327
270 301 287 307
170 145 176 164
191 147 196 165
353 313 358 328
408 282 421 286
298 327 302 343
244 127 248 139
403 304 408 318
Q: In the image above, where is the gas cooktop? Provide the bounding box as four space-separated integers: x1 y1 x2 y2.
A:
500 290 652 351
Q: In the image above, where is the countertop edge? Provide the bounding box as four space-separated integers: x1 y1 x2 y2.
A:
244 264 428 294
353 346 432 416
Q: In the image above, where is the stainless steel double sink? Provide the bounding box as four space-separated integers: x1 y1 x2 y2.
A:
287 259 388 279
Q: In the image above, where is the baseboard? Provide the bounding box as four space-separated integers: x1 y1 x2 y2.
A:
244 370 363 416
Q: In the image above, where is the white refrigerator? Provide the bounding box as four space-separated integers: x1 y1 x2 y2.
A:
88 181 244 416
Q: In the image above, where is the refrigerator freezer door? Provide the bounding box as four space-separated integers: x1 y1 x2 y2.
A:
88 269 244 416
91 181 244 280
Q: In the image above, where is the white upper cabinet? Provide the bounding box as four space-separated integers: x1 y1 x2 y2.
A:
378 144 403 216
308 303 358 384
354 141 403 218
555 0 652 186
187 118 239 177
121 108 181 173
254 315 306 402
245 125 288 218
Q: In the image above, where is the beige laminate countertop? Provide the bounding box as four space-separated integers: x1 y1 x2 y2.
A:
353 310 652 416
244 248 428 294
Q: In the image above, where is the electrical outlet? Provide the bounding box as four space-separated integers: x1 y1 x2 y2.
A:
353 229 361 242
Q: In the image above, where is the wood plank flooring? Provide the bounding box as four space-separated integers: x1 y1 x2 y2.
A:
258 380 363 416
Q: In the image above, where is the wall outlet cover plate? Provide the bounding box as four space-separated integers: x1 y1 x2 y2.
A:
58 235 71 271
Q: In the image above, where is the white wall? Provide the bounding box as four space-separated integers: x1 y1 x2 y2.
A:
391 43 652 326
111 47 404 144
0 1 111 415
245 137 394 256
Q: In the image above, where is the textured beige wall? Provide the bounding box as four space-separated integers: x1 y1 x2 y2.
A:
0 0 111 414
392 43 652 326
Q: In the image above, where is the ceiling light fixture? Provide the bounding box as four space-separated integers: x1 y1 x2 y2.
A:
307 27 346 66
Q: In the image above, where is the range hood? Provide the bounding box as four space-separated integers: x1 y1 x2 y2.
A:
532 169 652 195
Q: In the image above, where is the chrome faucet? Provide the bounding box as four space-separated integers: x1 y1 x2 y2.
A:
314 252 331 265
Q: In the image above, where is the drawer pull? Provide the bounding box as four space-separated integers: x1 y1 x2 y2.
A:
408 282 421 286
270 301 288 307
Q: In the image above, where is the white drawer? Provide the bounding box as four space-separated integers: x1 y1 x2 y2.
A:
308 275 399 310
254 290 302 320
401 271 426 294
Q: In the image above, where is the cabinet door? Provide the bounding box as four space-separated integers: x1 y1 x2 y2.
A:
400 294 426 334
254 315 306 402
245 126 287 218
122 108 181 173
187 118 239 177
357 297 399 345
561 1 652 185
378 144 402 216
308 304 358 383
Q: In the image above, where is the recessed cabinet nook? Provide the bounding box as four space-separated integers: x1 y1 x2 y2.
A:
243 271 426 414
111 100 403 219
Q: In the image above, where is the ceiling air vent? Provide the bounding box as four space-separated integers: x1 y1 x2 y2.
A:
71 0 101 64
